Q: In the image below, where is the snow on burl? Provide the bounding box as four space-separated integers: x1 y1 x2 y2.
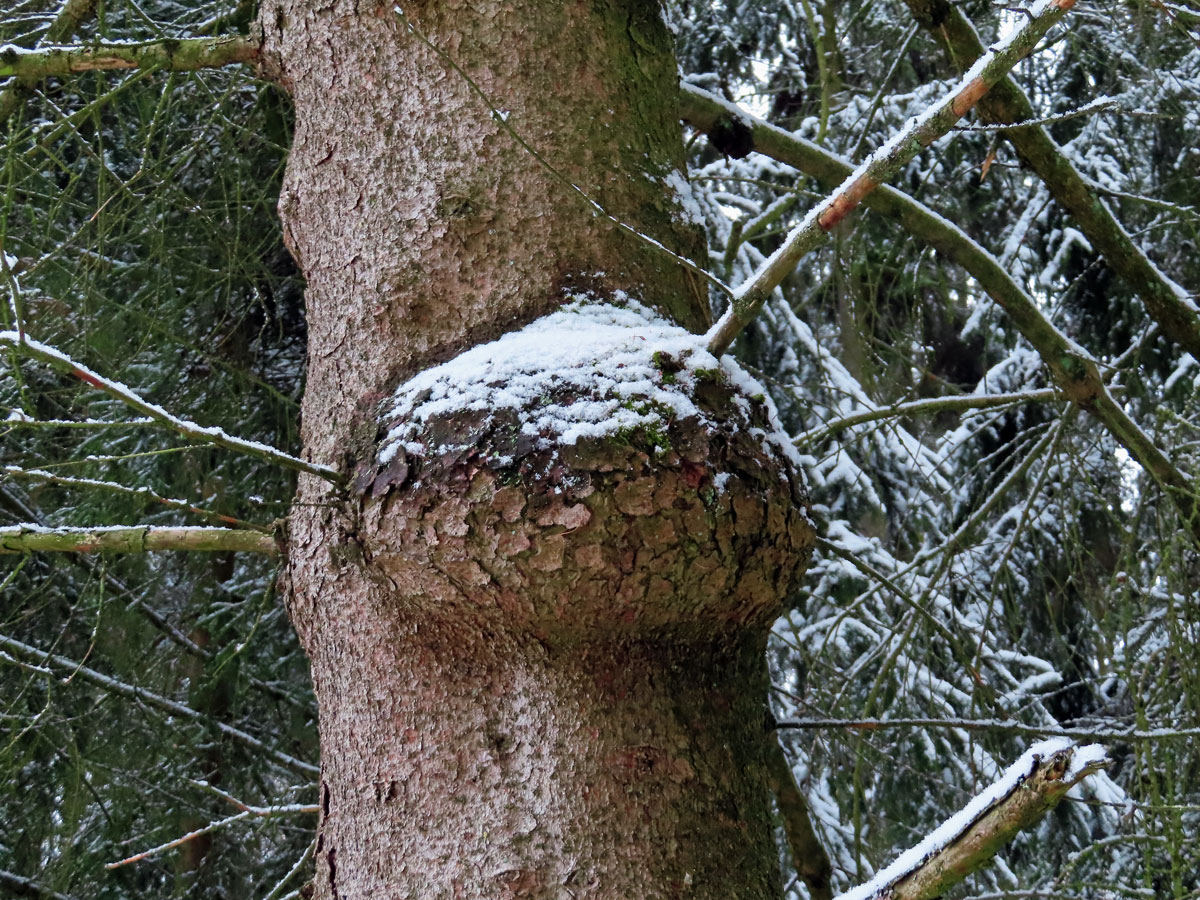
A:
374 295 803 475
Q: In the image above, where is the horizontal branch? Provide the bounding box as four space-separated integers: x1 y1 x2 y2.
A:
0 631 317 776
775 716 1200 743
705 0 1078 357
2 464 271 531
0 524 278 554
0 35 260 80
837 742 1109 900
0 331 340 484
793 389 1061 448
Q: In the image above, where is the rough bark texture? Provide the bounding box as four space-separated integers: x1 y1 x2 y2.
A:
258 1 815 897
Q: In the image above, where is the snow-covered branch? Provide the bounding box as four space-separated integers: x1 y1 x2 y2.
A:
793 389 1060 448
899 0 1200 359
705 0 1079 357
837 741 1109 900
0 331 341 484
682 86 1198 540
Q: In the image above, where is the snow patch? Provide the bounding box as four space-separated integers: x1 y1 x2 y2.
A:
378 296 803 469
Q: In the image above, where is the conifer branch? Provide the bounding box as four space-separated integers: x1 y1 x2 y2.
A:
704 0 1078 358
0 631 316 776
681 85 1200 542
0 0 98 123
0 331 341 484
899 0 1200 359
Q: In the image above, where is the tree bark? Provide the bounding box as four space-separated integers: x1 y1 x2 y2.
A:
258 1 814 897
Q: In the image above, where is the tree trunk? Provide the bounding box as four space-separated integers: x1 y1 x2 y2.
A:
258 1 814 896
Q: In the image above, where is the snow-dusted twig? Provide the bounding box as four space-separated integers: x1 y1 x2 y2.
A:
793 389 1061 448
0 523 277 554
2 464 271 531
105 780 318 870
106 797 316 869
775 717 1200 743
835 741 1109 900
705 0 1079 357
0 331 340 484
952 95 1121 131
0 631 316 775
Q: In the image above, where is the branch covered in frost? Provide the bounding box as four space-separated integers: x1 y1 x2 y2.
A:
836 741 1109 900
704 0 1079 357
0 524 278 554
0 35 260 81
0 331 341 484
899 0 1200 358
0 631 316 776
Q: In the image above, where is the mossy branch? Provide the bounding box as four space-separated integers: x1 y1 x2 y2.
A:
0 35 260 80
0 524 278 555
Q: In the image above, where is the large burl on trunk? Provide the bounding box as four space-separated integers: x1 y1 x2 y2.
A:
257 0 815 897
